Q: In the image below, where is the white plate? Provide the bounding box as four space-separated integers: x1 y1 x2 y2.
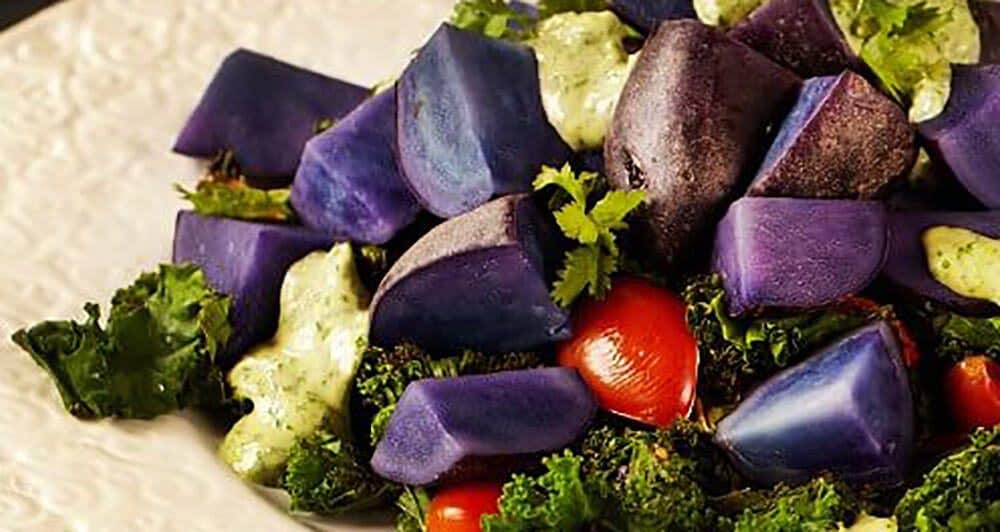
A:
0 1 453 530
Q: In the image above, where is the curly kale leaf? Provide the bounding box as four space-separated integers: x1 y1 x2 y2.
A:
580 423 724 531
11 264 232 419
354 343 543 445
395 486 432 532
450 0 537 40
731 477 862 532
682 274 869 402
481 451 604 532
925 305 1000 364
283 430 399 515
176 150 295 222
895 426 1000 531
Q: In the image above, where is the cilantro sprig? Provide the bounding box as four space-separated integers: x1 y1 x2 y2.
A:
533 164 645 307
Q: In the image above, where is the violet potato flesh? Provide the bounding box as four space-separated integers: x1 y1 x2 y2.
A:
607 0 697 34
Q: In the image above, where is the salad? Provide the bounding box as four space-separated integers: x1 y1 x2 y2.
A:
11 0 1000 530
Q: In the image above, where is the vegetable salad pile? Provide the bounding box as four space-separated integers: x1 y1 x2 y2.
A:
14 0 1000 531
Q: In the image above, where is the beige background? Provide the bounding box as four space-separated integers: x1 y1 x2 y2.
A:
0 1 455 530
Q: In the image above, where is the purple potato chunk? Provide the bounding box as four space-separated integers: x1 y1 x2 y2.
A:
728 0 857 77
371 368 596 485
715 321 914 487
173 49 368 180
397 24 570 218
290 88 421 245
748 71 915 199
919 64 1000 208
369 194 570 354
605 20 800 268
972 0 1000 64
713 197 888 316
882 210 1000 314
172 211 335 364
608 0 696 34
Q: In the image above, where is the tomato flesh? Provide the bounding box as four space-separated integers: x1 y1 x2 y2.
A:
557 277 698 428
427 483 502 532
944 355 1000 432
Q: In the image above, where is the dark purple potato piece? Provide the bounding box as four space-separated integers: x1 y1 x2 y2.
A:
371 368 596 485
972 0 1000 63
369 194 570 354
716 321 914 487
290 88 421 245
728 0 857 77
748 71 915 199
397 24 570 218
713 197 888 316
173 49 368 180
882 210 1000 314
608 0 696 34
919 65 1000 208
571 149 605 174
172 211 335 363
605 20 800 268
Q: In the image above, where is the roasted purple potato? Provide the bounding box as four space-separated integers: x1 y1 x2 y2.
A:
173 49 368 180
369 194 570 354
919 64 1000 208
290 88 421 245
607 0 696 34
397 24 569 218
882 210 1000 314
605 20 800 268
371 368 596 485
728 0 857 77
172 211 334 363
748 71 915 199
972 0 1000 64
716 321 914 487
713 197 888 316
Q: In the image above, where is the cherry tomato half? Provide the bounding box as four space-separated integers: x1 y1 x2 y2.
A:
427 483 502 532
557 277 697 428
944 355 1000 432
839 297 921 367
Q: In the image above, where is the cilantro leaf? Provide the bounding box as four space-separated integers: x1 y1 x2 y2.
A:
534 164 645 307
11 264 232 419
450 0 536 40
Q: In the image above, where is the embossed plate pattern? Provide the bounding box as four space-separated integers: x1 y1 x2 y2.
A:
0 1 453 530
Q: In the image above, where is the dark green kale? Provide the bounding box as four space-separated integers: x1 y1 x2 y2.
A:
922 303 1000 364
895 426 1000 531
283 430 399 515
682 274 869 402
480 451 605 532
11 263 231 419
729 477 862 532
354 343 543 446
579 423 724 531
395 486 432 532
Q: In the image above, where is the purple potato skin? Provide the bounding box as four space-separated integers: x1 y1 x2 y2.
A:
397 24 570 218
716 321 914 487
728 0 857 78
748 71 915 199
371 368 596 485
972 1 1000 64
290 88 421 245
605 20 801 269
369 194 570 354
919 65 1000 208
608 0 696 34
882 210 1000 314
713 198 888 316
172 211 335 364
173 49 369 180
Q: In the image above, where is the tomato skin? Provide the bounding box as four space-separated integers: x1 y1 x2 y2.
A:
839 297 920 367
944 356 1000 432
427 483 502 532
557 277 698 428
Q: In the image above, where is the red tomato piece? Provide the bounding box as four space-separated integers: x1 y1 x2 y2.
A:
427 483 502 532
944 355 1000 432
557 277 698 428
